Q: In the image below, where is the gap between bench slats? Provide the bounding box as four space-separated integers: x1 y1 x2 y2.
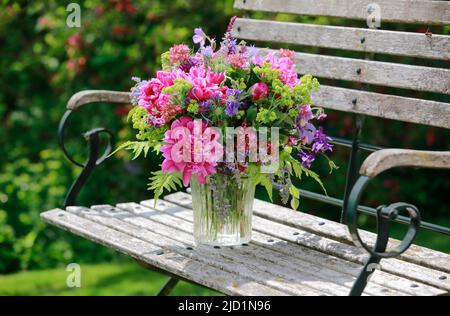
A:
162 193 450 292
234 0 450 25
116 200 445 296
71 204 381 296
40 209 288 296
232 19 450 60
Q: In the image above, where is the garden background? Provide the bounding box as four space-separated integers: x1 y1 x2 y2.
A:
0 0 449 295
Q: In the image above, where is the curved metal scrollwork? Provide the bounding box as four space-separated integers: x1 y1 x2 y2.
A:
346 176 422 295
58 109 115 207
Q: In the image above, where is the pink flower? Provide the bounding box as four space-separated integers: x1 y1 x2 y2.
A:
228 53 247 69
161 117 223 186
249 82 269 101
186 65 227 102
264 52 299 87
169 44 190 64
277 49 295 61
138 70 185 125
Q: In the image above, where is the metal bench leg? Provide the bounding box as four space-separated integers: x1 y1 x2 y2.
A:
156 277 179 296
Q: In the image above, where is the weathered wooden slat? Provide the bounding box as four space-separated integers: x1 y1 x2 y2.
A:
165 192 450 275
161 193 450 292
264 50 449 94
311 85 450 129
135 199 445 296
67 205 325 296
232 19 450 60
234 0 450 25
67 90 129 110
361 149 450 178
40 209 286 296
82 204 387 296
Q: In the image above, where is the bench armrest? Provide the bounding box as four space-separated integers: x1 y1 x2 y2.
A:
360 149 450 178
67 90 129 110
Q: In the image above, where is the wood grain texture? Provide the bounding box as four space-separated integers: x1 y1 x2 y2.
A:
361 149 450 177
67 90 130 110
40 209 287 296
232 19 450 60
164 192 450 275
146 198 446 296
162 193 450 292
311 85 450 128
254 49 450 94
234 0 450 25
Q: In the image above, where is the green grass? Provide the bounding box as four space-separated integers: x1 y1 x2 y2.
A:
0 261 221 296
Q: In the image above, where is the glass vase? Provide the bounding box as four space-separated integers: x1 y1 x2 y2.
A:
191 173 255 246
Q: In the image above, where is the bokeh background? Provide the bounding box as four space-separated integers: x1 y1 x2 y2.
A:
0 0 448 295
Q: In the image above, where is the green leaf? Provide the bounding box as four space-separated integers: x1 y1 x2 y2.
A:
302 167 327 195
289 185 300 199
148 170 183 205
290 197 299 210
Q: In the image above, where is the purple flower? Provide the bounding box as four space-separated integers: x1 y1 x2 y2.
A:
298 123 316 145
297 105 314 124
179 57 200 72
200 45 214 58
193 27 206 46
298 152 316 169
224 88 242 117
199 100 213 113
225 100 240 116
312 127 333 153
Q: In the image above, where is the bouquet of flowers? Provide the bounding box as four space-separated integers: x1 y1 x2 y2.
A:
116 17 335 245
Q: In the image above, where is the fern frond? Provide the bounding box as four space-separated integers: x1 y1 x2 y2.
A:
148 170 183 205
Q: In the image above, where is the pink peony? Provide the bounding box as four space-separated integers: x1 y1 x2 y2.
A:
264 53 299 87
160 117 223 186
228 53 247 69
186 65 227 102
249 82 269 101
138 70 185 125
169 44 190 64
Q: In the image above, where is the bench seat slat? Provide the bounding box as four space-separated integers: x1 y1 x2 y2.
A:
82 204 387 296
40 209 289 296
232 19 450 61
162 193 450 293
311 85 450 128
137 198 445 296
165 192 450 274
234 0 450 25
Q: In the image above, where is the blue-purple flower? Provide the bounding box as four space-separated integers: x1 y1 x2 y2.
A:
312 127 333 153
225 89 241 117
298 152 316 169
193 27 206 46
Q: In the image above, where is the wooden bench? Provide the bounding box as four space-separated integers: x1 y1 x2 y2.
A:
42 0 450 296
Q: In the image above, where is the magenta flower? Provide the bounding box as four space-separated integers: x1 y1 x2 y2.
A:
249 82 269 101
161 117 223 186
186 65 227 102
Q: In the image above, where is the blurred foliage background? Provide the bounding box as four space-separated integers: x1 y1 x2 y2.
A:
0 0 448 294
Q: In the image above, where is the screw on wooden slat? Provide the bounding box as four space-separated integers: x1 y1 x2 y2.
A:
381 289 389 293
267 239 274 243
318 222 326 226
352 98 358 105
293 232 299 236
439 276 447 280
213 246 221 249
58 213 65 217
186 246 193 251
242 243 249 247
237 26 241 32
360 37 366 44
156 250 164 256
411 284 419 288
356 68 362 75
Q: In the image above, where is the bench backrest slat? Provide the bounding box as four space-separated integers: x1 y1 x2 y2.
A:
232 19 450 61
234 0 450 25
233 1 450 128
